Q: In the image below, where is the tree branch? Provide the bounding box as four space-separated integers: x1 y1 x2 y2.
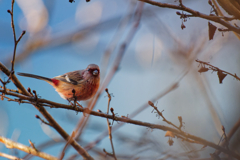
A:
0 152 22 160
0 136 57 160
105 88 117 160
1 89 240 159
137 0 240 34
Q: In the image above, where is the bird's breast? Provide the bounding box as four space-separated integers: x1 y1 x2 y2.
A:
53 80 99 101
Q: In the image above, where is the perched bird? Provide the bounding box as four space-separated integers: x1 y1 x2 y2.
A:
17 64 100 101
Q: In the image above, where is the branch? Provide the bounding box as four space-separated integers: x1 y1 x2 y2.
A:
105 88 117 160
137 0 240 34
214 118 240 156
149 101 181 130
1 89 240 159
0 136 57 160
7 0 26 72
196 59 240 83
0 152 22 160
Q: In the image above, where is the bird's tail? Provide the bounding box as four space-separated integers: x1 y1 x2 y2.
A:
17 72 52 83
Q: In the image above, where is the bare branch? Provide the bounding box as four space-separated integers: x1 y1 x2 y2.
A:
149 101 180 130
138 0 240 34
0 136 57 160
196 59 240 83
105 88 117 160
0 152 22 160
8 0 26 72
214 118 240 156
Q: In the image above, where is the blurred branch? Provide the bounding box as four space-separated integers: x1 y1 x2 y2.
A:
105 88 117 160
73 2 145 141
149 101 181 131
59 131 76 160
212 0 240 40
0 136 57 160
0 152 22 160
138 0 240 34
100 2 135 78
214 118 240 156
7 12 135 66
1 89 240 159
196 59 240 83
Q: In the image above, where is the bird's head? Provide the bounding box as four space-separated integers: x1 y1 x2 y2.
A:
83 64 100 84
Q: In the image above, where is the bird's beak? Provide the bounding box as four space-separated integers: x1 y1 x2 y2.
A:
93 70 99 76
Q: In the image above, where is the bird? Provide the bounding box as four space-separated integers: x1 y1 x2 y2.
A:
17 64 100 101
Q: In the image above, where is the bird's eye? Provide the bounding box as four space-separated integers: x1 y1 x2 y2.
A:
92 70 98 76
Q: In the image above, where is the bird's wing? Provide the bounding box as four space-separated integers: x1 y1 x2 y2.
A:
54 70 84 85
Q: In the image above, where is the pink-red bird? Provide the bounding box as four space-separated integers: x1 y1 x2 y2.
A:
17 64 100 101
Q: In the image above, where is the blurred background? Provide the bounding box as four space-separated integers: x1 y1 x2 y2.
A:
0 0 240 159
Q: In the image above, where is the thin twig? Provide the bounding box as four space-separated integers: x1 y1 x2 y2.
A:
196 59 240 81
35 115 51 126
29 140 38 152
138 0 240 34
105 88 117 160
59 131 76 160
0 152 23 160
0 136 57 160
214 119 240 156
148 101 181 131
7 0 26 72
0 85 19 93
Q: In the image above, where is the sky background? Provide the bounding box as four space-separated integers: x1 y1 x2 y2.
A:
0 0 240 159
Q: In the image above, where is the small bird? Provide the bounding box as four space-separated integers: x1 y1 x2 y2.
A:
17 64 100 101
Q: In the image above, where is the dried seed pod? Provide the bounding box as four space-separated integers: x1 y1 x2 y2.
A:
217 70 227 84
198 67 209 73
167 138 174 146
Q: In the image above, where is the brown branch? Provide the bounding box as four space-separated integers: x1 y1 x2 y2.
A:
7 0 26 72
105 88 117 160
148 101 181 131
35 115 51 126
221 126 229 150
0 136 57 160
29 140 38 152
196 59 240 81
214 118 240 156
0 85 19 93
59 131 76 160
1 89 240 159
138 0 240 34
